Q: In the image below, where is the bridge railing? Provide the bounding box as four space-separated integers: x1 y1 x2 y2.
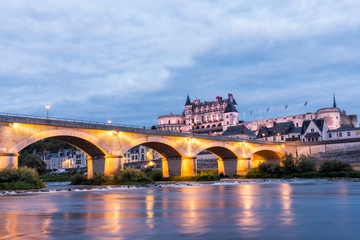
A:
0 112 151 130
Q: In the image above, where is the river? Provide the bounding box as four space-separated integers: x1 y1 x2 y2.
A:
1 179 360 239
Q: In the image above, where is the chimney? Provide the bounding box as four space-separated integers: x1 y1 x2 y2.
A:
216 96 219 104
228 93 233 102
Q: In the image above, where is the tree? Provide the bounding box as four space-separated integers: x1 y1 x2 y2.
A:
19 153 47 175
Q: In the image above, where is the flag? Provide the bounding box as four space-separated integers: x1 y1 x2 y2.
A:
285 104 288 109
304 101 308 106
266 107 270 112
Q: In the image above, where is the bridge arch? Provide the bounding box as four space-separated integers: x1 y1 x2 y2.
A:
193 143 242 177
248 146 285 168
13 129 112 178
119 136 188 177
14 129 111 156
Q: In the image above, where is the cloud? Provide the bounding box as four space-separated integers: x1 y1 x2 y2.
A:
0 0 359 125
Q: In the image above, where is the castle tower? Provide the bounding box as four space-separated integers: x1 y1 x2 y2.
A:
184 94 193 132
222 94 239 131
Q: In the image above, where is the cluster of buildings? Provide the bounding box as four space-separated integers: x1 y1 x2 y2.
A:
157 93 359 143
37 148 87 170
36 146 160 170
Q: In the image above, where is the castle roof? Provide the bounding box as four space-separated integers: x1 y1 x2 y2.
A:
185 94 191 106
222 125 255 137
224 97 238 113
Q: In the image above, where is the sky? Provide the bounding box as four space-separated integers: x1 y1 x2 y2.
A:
0 0 360 127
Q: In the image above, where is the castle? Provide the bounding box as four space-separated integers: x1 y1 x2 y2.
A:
157 93 239 134
157 93 359 142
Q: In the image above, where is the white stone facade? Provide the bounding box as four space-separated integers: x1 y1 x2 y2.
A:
157 94 239 135
123 145 161 163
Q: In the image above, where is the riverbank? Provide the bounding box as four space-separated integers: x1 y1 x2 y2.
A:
2 178 358 195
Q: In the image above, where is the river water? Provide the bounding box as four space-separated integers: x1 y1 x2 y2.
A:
1 179 360 240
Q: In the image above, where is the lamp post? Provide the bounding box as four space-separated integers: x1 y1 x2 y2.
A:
108 120 112 125
46 104 50 118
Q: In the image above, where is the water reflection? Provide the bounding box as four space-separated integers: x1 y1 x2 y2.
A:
1 182 360 239
279 183 294 226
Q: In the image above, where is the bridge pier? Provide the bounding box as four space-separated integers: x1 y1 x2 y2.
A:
0 153 18 170
181 157 197 177
218 158 249 177
87 156 105 179
164 157 197 177
105 155 124 176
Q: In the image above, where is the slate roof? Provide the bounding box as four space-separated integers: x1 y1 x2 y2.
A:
222 125 256 137
185 94 191 106
328 127 360 132
289 127 302 133
301 119 324 134
224 98 238 113
256 121 297 138
304 132 321 138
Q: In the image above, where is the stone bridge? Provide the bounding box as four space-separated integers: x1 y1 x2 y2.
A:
0 114 359 178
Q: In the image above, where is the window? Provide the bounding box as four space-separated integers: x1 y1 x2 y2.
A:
348 132 351 136
311 128 314 133
329 133 332 138
273 137 276 141
339 132 342 137
281 136 284 140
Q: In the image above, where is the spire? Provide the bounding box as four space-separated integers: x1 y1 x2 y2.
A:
333 93 337 108
185 94 191 106
224 95 238 113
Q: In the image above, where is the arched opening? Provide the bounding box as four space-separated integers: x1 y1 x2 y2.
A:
122 142 184 177
251 150 284 168
212 124 216 128
196 146 240 177
17 135 107 179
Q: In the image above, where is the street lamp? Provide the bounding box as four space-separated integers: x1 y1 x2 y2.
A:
108 120 112 125
46 104 50 118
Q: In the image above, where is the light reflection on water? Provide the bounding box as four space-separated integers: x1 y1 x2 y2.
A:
1 181 360 239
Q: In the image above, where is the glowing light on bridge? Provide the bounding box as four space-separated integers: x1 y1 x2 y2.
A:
46 104 50 118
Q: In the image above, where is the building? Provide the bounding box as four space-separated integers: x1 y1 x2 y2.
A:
157 93 358 143
123 145 161 163
38 148 87 170
221 124 256 139
157 93 239 134
244 95 358 135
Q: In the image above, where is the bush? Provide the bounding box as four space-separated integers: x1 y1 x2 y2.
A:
319 160 353 173
296 155 316 173
0 167 46 190
120 168 152 183
281 153 298 174
145 170 163 181
70 173 88 185
18 153 47 175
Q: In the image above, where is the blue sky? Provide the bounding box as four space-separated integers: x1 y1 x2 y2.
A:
0 1 359 127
